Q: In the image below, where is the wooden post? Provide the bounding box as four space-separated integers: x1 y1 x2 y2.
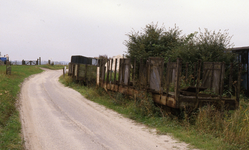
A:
160 58 164 94
110 58 113 83
166 58 171 97
185 62 188 82
85 64 87 82
76 64 80 80
122 59 125 86
193 62 196 86
229 63 233 97
106 59 110 84
139 59 143 89
147 58 151 90
118 58 122 85
195 60 201 109
132 58 136 86
72 64 75 78
127 59 131 86
175 58 181 103
99 60 102 85
219 62 225 97
114 58 117 84
210 62 214 91
236 63 242 108
6 61 11 75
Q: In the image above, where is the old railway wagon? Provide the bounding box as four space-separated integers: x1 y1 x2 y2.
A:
68 55 98 84
69 56 241 110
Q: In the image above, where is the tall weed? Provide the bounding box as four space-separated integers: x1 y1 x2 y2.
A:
191 100 249 149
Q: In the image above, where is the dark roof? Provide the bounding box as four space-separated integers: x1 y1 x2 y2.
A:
232 46 249 51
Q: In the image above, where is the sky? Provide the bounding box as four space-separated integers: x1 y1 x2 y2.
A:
1 0 249 62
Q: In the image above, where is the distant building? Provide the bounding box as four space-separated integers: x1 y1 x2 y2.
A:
0 52 9 64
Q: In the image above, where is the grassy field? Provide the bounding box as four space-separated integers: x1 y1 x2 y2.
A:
0 65 43 149
60 74 249 150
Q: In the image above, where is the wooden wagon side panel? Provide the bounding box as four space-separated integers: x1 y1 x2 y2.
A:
168 62 177 84
148 57 164 93
139 59 147 88
78 64 86 78
86 65 97 82
202 62 225 94
123 59 131 86
68 63 72 75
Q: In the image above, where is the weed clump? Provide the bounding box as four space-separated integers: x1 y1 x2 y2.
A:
133 93 161 118
182 100 249 149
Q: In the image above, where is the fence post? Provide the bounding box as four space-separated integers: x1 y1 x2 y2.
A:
6 61 11 75
22 60 25 65
63 67 65 77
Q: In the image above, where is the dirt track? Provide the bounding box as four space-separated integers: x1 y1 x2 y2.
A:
19 69 193 150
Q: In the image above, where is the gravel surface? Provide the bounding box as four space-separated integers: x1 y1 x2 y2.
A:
19 69 194 150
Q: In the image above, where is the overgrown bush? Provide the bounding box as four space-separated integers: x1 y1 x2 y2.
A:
124 23 184 63
125 23 236 66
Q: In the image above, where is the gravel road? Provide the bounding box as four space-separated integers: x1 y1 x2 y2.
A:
19 69 193 150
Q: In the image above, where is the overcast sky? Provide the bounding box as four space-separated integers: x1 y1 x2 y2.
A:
1 0 249 62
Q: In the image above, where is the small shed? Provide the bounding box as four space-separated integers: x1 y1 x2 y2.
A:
232 46 249 92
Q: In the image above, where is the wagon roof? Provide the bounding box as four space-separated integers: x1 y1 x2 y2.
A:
231 46 249 51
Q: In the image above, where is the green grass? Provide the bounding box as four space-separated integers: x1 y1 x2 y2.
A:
0 65 43 149
60 74 249 150
40 64 67 70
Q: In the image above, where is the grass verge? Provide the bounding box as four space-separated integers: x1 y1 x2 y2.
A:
40 64 67 70
60 74 249 150
0 65 43 149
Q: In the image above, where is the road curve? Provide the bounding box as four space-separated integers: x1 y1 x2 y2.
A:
19 69 192 150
